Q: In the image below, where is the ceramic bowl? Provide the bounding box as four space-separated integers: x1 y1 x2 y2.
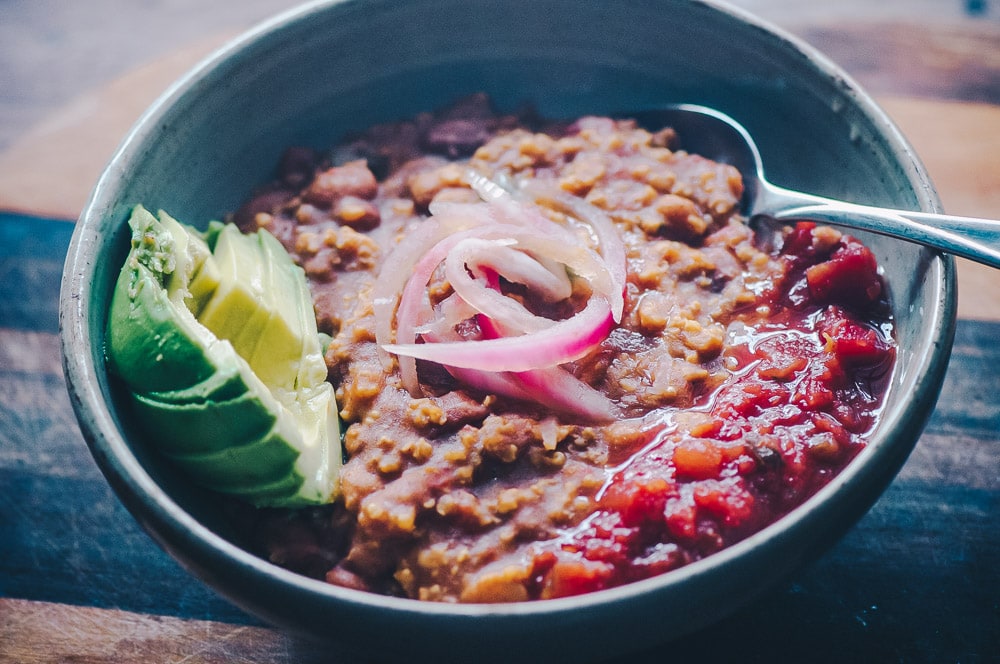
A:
61 0 955 661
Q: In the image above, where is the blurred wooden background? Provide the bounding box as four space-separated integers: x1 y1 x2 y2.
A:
1 1 998 663
1 0 996 152
2 0 998 317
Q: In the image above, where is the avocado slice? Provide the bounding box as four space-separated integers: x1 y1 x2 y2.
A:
184 239 222 317
106 205 342 507
162 383 337 498
165 428 301 490
143 357 257 405
254 229 317 391
130 387 277 456
106 207 220 393
215 471 305 505
195 223 269 356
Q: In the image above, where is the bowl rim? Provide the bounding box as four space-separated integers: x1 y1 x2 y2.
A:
60 0 957 624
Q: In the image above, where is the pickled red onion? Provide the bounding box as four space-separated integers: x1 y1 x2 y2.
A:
512 365 616 422
374 202 505 369
451 239 572 302
445 239 569 334
383 295 614 372
448 364 616 423
468 167 626 321
520 182 627 322
373 170 627 421
475 301 617 422
392 223 579 391
413 294 479 337
427 326 617 423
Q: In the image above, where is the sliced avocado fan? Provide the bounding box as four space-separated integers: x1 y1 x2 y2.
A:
106 205 341 507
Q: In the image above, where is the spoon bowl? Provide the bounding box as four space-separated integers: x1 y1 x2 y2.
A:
632 105 1000 268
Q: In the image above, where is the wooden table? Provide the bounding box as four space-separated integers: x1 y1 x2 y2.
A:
1 2 998 662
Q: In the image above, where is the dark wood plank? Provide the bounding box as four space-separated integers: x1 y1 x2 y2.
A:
0 213 256 625
0 214 73 332
1 3 998 661
0 213 996 662
0 335 257 626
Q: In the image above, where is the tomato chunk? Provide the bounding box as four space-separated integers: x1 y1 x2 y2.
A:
806 237 882 305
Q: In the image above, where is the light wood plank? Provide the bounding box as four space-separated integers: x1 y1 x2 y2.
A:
0 33 236 221
0 598 330 664
879 97 1000 321
0 30 997 325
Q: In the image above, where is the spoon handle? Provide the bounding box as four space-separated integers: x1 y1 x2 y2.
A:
761 184 1000 269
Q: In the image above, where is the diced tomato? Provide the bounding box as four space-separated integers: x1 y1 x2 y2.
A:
664 496 698 540
514 218 894 600
539 557 614 599
805 237 882 305
673 439 724 480
781 221 820 260
600 478 672 527
693 479 755 527
818 307 893 366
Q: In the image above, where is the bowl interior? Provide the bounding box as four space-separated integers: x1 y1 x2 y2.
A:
62 0 955 660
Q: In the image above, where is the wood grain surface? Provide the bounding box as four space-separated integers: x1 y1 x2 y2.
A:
1 218 997 661
0 21 997 319
0 599 308 664
1 2 998 662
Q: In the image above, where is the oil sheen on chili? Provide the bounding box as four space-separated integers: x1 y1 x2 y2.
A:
235 95 896 603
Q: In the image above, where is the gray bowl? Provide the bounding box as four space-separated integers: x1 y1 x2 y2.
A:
60 0 955 661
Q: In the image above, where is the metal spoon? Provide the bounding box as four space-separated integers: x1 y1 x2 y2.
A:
628 104 1000 268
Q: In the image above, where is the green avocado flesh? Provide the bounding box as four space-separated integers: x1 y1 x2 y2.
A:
141 359 256 405
129 388 277 456
106 205 341 507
